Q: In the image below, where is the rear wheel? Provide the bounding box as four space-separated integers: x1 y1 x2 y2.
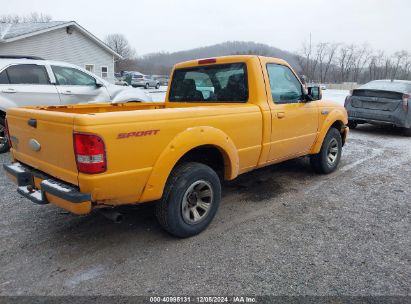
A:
155 83 160 89
310 128 342 174
156 162 221 238
145 83 150 89
348 120 357 129
0 117 10 154
403 127 411 137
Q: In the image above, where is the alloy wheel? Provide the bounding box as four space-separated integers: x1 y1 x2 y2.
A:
181 180 214 225
327 138 339 166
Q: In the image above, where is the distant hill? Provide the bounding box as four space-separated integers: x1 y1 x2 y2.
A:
123 41 300 75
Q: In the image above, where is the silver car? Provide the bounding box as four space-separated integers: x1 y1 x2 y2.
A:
115 77 129 86
131 74 160 89
345 80 411 136
0 56 152 153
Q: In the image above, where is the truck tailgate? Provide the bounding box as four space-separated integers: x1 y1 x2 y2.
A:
7 108 78 186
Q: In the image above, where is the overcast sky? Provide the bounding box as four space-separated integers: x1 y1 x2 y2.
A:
3 0 411 56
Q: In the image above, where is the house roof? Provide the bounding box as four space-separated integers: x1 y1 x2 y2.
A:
0 21 122 59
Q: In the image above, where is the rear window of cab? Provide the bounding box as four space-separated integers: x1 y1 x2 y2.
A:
169 63 248 103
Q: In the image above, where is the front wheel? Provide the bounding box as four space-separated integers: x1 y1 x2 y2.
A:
310 128 342 174
156 162 221 238
155 83 160 89
145 83 150 89
0 117 10 154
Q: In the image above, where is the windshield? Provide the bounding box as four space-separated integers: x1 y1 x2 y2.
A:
359 81 411 93
169 63 248 102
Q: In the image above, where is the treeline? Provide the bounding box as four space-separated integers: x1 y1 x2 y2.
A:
0 12 52 23
110 41 301 76
105 33 411 83
297 42 411 84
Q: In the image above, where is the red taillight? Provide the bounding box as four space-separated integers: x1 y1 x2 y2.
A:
402 93 409 112
4 118 12 148
198 58 216 65
73 133 107 174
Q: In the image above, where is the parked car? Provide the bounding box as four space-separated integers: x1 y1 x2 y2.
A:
115 77 129 86
345 80 411 136
152 75 169 86
320 84 327 90
3 55 348 237
0 56 151 153
131 74 160 89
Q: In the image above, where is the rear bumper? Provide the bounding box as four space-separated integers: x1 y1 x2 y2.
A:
3 162 92 215
347 109 409 128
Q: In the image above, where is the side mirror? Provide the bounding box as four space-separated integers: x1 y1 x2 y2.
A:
306 86 322 101
95 79 104 88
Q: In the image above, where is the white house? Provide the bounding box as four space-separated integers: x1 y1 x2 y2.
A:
0 21 121 83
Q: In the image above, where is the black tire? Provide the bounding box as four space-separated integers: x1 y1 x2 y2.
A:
155 83 160 89
348 120 357 129
0 116 10 154
403 127 411 137
156 162 221 238
310 128 342 174
145 83 150 89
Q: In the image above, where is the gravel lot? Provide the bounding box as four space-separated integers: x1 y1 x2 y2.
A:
0 125 410 296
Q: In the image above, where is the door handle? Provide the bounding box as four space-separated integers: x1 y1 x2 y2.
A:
2 88 17 93
61 90 73 95
277 112 285 119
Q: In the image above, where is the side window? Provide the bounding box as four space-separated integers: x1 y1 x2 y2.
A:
52 66 96 86
85 64 95 73
267 64 302 104
101 66 108 78
5 64 50 85
0 70 9 84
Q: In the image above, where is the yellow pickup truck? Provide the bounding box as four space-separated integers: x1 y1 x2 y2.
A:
3 55 348 237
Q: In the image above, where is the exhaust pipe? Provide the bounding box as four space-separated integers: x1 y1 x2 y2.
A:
98 208 123 223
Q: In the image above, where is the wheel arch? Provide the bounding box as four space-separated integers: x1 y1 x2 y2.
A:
139 126 239 203
311 109 348 154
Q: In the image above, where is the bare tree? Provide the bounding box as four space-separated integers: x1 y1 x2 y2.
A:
104 33 135 59
297 40 314 80
104 34 136 72
402 58 411 79
0 12 52 23
314 43 328 83
322 43 339 83
337 44 356 83
352 44 371 83
391 50 408 80
383 55 392 79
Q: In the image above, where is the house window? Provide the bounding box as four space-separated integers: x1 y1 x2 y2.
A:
85 64 95 73
101 66 108 78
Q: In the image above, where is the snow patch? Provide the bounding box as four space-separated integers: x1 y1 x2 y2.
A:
42 180 72 193
18 186 43 201
8 163 25 173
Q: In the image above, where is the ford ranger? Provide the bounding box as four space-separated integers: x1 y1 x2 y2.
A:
3 55 348 237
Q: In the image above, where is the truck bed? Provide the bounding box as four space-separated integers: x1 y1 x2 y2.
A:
7 102 263 204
